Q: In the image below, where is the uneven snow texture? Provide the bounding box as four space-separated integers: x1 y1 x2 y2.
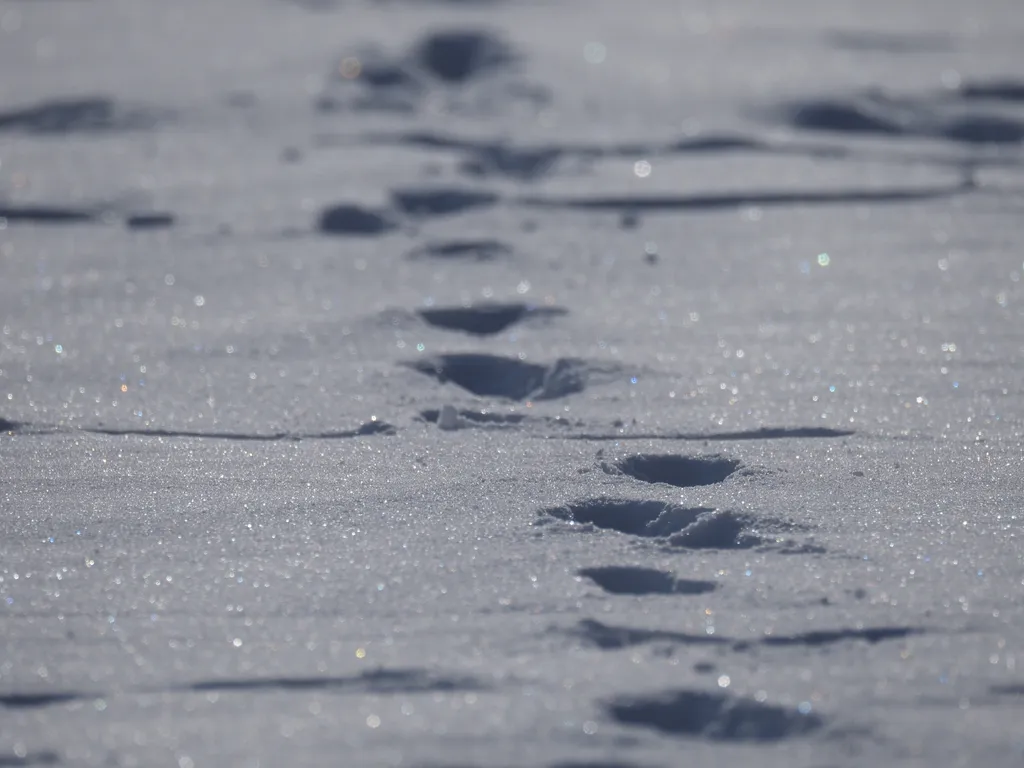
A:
1 0 1024 766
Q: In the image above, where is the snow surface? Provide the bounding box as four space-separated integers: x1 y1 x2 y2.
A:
1 0 1023 765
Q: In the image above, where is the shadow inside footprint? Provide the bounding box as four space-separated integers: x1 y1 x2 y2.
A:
543 499 708 537
391 187 499 216
407 354 588 400
541 500 761 549
412 30 516 83
610 454 739 488
418 302 566 335
607 689 824 742
578 566 717 596
667 509 760 550
318 204 397 235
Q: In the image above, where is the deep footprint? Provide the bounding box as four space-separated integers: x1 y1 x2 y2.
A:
578 566 717 596
318 204 397 236
411 30 516 83
418 302 566 336
609 454 739 488
407 354 588 400
606 689 825 742
541 499 760 549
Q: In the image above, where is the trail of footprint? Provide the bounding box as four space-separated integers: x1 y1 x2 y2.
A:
572 618 921 652
565 426 854 441
578 566 717 596
538 499 763 550
418 302 566 336
518 181 972 217
0 668 486 713
0 203 175 231
406 354 595 401
0 419 395 441
604 454 739 488
606 689 825 742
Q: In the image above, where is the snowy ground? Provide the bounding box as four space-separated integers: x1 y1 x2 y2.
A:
2 1 1024 765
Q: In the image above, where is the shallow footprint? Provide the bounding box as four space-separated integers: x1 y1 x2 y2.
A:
606 689 825 742
406 239 512 261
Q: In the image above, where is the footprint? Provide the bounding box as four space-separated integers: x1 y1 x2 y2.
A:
406 239 511 261
540 499 761 549
317 204 398 236
125 213 175 230
0 692 92 709
607 454 739 488
570 619 726 650
0 204 176 230
941 115 1024 144
390 187 499 217
606 689 825 742
317 47 424 113
0 96 165 134
779 91 1024 145
418 302 566 336
0 204 96 224
411 30 516 84
578 566 716 596
959 79 1024 102
784 96 906 136
407 354 590 401
318 28 539 115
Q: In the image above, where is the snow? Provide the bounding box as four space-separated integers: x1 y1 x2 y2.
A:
1 0 1023 765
